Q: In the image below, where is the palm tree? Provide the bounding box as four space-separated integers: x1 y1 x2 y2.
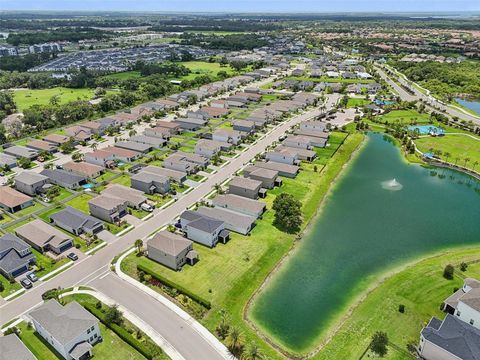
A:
129 129 137 137
226 328 244 357
241 343 263 360
464 157 470 168
90 142 98 151
473 161 479 172
134 239 143 254
454 157 460 165
443 152 451 163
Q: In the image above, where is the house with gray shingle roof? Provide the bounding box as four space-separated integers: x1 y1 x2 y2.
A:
196 206 256 235
212 194 266 218
28 299 100 360
50 206 104 236
40 169 87 189
0 233 35 279
228 176 264 199
443 278 480 330
419 314 480 360
147 231 197 270
0 153 17 169
15 171 50 196
180 210 228 247
0 334 37 360
4 146 38 160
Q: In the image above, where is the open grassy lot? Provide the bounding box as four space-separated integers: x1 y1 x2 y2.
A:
14 87 96 111
95 170 117 182
65 193 95 214
312 246 480 360
378 110 431 125
0 276 22 298
121 132 364 359
414 133 480 171
103 71 142 81
14 201 45 217
180 61 235 80
110 174 131 187
347 98 371 108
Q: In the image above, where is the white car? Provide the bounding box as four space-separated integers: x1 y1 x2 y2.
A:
141 203 154 212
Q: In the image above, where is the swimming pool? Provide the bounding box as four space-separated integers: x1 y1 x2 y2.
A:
374 99 396 105
82 183 95 189
408 125 445 135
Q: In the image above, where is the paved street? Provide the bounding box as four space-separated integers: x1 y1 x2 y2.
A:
0 97 332 359
89 273 225 360
376 66 480 127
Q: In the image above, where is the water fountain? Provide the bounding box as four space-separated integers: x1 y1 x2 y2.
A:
381 178 403 191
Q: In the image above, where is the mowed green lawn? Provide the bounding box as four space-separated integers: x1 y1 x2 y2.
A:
347 97 371 108
121 132 364 359
415 133 480 171
180 61 235 80
313 246 480 360
378 110 431 125
14 87 96 111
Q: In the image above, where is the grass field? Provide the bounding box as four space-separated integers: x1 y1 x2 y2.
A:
347 98 371 108
121 131 364 359
179 61 235 80
103 71 142 81
13 87 97 111
414 133 480 171
378 110 431 125
313 245 480 360
65 193 95 214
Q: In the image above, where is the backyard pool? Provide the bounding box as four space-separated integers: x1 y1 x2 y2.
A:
82 183 95 189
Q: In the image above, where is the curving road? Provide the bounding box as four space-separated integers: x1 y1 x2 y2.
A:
0 97 337 359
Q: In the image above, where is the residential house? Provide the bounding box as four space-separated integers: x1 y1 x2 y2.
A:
15 219 73 255
0 234 35 279
265 147 299 165
283 135 313 150
196 106 229 119
43 134 71 146
0 186 34 213
180 210 228 247
213 129 243 145
164 152 208 174
254 161 299 178
212 194 266 218
102 184 147 209
275 145 316 161
232 120 255 133
143 126 172 140
196 206 256 235
4 146 38 160
84 147 140 167
300 120 327 133
443 278 480 330
154 121 181 134
15 171 50 196
195 139 225 158
0 334 37 360
174 117 207 131
40 169 87 189
131 171 170 195
140 165 186 183
26 140 58 153
0 153 17 169
64 126 92 142
243 165 281 189
228 176 264 199
28 299 101 360
419 314 480 360
50 206 104 236
62 161 104 179
79 121 106 135
129 135 166 148
88 194 128 223
146 231 197 271
114 141 152 154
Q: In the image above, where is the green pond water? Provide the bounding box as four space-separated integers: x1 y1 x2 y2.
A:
251 132 480 353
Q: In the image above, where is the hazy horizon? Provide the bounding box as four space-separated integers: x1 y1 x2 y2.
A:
1 0 479 13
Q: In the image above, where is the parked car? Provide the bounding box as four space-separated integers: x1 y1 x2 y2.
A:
56 165 63 169
20 278 33 289
26 272 38 282
67 252 78 261
141 203 154 212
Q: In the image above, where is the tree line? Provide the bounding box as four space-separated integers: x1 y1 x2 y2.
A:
6 28 112 46
179 33 268 51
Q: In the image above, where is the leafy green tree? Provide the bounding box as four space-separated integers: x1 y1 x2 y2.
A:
105 305 123 325
370 331 389 357
272 193 303 233
241 343 263 360
443 264 454 280
135 239 144 254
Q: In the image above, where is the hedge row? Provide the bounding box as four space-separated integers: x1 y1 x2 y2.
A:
137 264 212 309
83 303 159 360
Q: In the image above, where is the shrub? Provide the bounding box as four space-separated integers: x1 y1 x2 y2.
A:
398 304 405 313
95 301 102 309
460 262 468 272
137 264 211 309
443 264 454 280
0 281 4 292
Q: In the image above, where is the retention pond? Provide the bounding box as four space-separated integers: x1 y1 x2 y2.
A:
250 132 480 353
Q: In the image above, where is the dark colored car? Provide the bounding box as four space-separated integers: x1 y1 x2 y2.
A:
21 278 33 289
67 252 79 261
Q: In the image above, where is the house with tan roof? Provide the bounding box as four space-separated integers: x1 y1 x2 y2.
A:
0 186 34 213
443 278 480 330
15 219 73 255
228 176 265 199
64 126 92 141
63 161 104 179
147 231 197 271
26 139 58 153
43 133 71 146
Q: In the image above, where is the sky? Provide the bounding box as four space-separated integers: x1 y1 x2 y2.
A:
1 0 479 13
